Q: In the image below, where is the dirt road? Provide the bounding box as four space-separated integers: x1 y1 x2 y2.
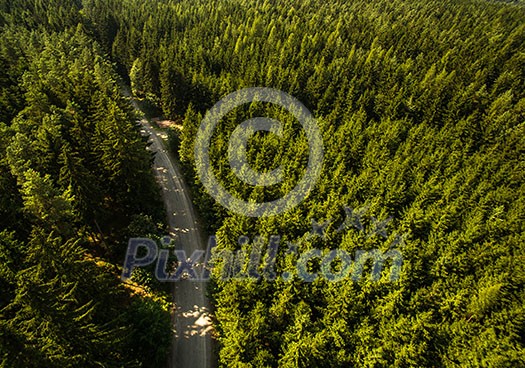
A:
141 120 213 368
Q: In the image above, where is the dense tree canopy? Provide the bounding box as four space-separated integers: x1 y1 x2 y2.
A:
81 0 525 366
1 0 524 366
0 1 170 367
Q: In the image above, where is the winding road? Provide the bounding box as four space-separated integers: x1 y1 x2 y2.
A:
140 119 214 368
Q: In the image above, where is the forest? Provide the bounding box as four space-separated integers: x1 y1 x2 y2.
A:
1 0 525 367
0 1 172 367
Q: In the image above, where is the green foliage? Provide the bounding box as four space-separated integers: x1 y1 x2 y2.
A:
127 296 172 368
1 0 524 366
0 5 170 367
80 0 525 366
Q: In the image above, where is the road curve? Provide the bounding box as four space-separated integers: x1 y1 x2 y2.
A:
141 119 213 368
